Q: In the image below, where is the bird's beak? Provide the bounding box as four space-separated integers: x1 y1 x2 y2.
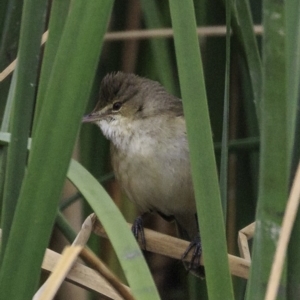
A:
82 111 101 123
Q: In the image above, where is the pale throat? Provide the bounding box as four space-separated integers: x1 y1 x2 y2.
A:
97 117 156 156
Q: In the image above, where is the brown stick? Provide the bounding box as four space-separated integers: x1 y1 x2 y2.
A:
80 247 134 300
78 215 135 300
0 26 263 82
38 215 134 300
40 248 125 300
238 222 255 261
93 219 250 279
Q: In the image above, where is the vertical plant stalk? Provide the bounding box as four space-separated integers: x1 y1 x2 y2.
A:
0 0 48 263
285 8 300 291
0 0 23 69
265 162 300 300
233 0 263 126
246 0 288 299
286 0 300 153
139 0 176 94
168 0 234 299
220 0 232 222
0 73 16 215
287 68 300 297
0 1 114 299
32 0 71 133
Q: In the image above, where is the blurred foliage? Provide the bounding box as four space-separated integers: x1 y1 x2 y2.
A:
1 0 300 299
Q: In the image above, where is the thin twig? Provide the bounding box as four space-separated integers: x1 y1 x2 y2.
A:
33 215 93 300
34 246 83 300
0 230 124 299
82 214 135 300
265 162 300 300
93 218 250 279
0 25 263 82
40 248 125 299
238 222 255 261
34 214 134 300
105 25 263 41
0 31 48 82
80 247 134 300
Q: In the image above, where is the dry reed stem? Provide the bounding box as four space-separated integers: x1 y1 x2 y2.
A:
92 218 250 279
105 25 263 40
265 162 300 300
46 213 133 300
0 26 263 82
0 31 48 82
34 214 134 300
40 248 125 299
238 222 255 261
72 214 93 247
0 229 124 299
79 247 134 300
34 215 93 299
34 246 83 300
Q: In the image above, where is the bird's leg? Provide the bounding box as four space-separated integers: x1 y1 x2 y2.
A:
131 214 146 250
182 214 202 266
182 234 202 266
182 234 205 278
181 214 205 278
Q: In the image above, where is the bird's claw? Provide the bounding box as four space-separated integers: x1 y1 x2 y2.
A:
182 235 205 277
131 216 146 250
182 235 202 267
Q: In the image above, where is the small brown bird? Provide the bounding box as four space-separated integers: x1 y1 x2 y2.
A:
83 72 203 277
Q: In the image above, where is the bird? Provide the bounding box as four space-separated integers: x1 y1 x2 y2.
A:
82 72 203 277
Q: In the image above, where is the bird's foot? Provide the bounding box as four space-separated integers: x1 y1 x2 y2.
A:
182 235 202 267
131 216 146 250
182 235 205 278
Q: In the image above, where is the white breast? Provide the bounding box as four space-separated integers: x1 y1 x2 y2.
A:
99 116 196 216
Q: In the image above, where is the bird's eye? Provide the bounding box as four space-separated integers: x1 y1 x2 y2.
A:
112 101 122 111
